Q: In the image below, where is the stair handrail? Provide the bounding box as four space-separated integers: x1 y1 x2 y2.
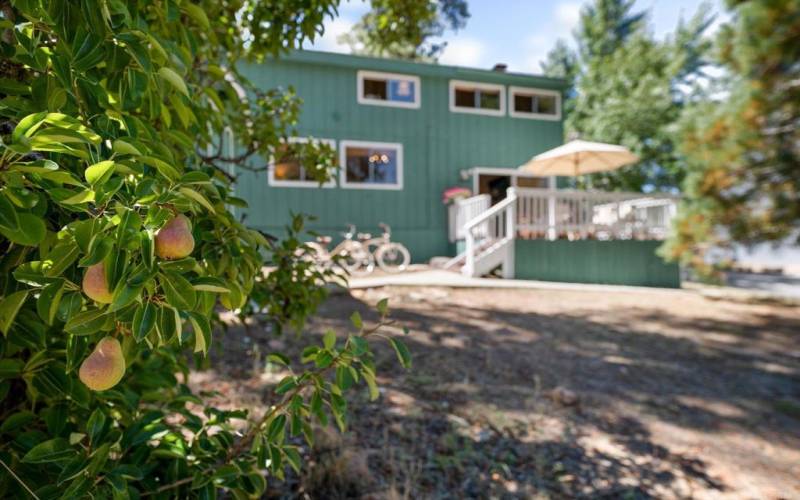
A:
464 188 517 276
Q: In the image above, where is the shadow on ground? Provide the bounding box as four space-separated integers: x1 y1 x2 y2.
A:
197 286 800 498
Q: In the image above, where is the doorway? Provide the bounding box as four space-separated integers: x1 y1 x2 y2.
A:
478 174 511 205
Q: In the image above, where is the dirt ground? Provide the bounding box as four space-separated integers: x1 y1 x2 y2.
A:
191 286 800 499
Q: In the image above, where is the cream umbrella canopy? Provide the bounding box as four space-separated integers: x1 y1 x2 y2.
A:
518 140 639 176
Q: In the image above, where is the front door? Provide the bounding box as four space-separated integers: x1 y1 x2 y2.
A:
478 174 511 205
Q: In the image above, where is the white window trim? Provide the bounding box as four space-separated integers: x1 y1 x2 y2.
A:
268 137 337 188
339 140 404 191
357 70 421 109
449 80 506 117
508 86 562 121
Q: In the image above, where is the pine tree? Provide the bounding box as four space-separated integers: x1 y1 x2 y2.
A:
662 0 800 277
540 0 713 191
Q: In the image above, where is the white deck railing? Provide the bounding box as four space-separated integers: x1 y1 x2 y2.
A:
447 188 679 278
448 194 491 242
515 188 679 241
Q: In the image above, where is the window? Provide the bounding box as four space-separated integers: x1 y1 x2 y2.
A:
509 86 561 120
268 137 336 188
449 80 505 116
357 71 420 109
340 140 403 190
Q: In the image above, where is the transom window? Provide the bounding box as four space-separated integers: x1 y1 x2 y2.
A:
449 80 505 116
340 140 403 190
509 86 561 120
357 71 420 109
268 137 336 188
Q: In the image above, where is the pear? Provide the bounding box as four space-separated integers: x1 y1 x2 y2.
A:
82 262 113 304
79 336 126 391
155 214 195 260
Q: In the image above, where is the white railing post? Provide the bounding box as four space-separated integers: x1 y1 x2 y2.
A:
547 182 557 241
503 188 517 279
464 228 475 276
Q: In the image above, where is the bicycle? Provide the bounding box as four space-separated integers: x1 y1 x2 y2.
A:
302 224 374 274
359 223 411 273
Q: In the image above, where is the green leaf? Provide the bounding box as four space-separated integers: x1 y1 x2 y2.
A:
191 277 230 293
389 338 412 369
183 2 210 29
350 311 363 329
323 330 336 350
84 160 116 186
348 336 368 356
0 359 24 378
361 366 379 401
159 271 196 310
267 353 290 366
158 67 189 97
43 239 80 277
21 438 76 463
376 298 389 315
0 192 19 231
187 311 211 354
109 278 142 313
139 156 180 182
267 414 286 441
37 279 65 325
0 212 46 246
79 236 113 267
86 408 106 446
112 139 142 156
0 410 36 433
275 376 297 395
314 350 334 368
0 290 29 336
64 308 108 336
60 189 95 205
132 302 156 342
178 186 215 213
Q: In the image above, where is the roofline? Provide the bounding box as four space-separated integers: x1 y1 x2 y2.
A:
267 49 569 90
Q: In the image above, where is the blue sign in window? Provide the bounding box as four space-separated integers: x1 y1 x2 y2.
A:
388 79 415 103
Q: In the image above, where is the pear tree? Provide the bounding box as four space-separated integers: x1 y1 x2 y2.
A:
0 0 411 497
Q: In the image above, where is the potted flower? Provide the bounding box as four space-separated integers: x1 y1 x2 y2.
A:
441 186 472 205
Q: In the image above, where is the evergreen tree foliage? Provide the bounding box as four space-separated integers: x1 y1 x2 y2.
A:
662 0 800 277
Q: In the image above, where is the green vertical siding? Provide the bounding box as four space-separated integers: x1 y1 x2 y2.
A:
514 240 681 288
235 51 565 261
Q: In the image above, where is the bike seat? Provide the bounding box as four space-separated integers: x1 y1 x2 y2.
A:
316 236 332 244
357 232 372 240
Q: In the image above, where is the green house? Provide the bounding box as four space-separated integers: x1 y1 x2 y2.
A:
236 50 681 288
237 50 563 258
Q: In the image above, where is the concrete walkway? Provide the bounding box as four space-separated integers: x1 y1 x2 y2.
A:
347 268 800 304
348 268 686 295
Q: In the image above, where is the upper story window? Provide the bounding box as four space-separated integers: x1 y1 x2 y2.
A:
268 137 336 188
449 80 505 117
509 86 561 120
357 70 420 109
340 140 403 190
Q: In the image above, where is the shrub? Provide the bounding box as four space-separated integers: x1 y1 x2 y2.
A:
0 1 410 497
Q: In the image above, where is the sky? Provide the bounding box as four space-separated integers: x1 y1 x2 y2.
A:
307 0 728 74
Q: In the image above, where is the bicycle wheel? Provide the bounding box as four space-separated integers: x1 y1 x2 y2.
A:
375 242 410 272
334 241 373 275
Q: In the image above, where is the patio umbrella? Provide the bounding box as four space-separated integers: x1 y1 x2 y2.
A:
518 139 639 177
